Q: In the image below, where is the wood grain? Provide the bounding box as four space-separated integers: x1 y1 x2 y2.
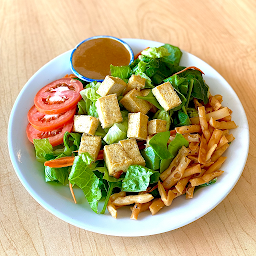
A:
1 0 256 255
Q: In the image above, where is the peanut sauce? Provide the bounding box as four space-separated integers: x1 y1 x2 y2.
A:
72 38 131 80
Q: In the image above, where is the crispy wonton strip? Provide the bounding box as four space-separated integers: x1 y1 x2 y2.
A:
204 156 227 174
175 125 202 134
209 117 238 130
112 194 153 206
190 107 230 124
208 129 223 150
206 144 217 161
198 135 207 164
198 106 211 141
149 198 165 215
211 144 230 162
209 96 222 111
183 164 201 178
162 156 191 189
158 181 176 206
160 146 190 181
175 176 191 194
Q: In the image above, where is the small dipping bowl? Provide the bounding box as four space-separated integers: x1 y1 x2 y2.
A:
70 35 134 82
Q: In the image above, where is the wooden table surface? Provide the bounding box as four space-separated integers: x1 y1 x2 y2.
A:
1 0 256 255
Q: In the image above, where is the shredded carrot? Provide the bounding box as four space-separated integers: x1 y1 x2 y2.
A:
44 156 75 168
147 184 158 193
63 74 77 79
69 182 77 204
172 66 205 76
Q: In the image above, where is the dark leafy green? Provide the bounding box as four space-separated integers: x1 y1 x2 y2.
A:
148 131 172 160
136 90 164 110
141 146 161 171
63 132 81 156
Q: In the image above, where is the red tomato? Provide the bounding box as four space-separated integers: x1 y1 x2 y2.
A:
34 78 83 115
26 121 73 147
28 105 76 131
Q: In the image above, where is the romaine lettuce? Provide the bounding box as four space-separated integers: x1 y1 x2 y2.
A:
122 165 159 192
68 153 101 213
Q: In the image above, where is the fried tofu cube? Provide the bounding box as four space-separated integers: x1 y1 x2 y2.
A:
104 144 133 176
127 112 148 140
73 115 99 135
124 74 146 94
78 134 102 161
96 94 123 128
96 75 127 97
119 138 145 166
152 82 181 111
147 119 167 135
120 89 151 114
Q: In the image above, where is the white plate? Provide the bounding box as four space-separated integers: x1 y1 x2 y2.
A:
8 39 249 236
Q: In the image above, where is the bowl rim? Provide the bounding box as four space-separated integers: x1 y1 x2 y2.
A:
70 35 135 82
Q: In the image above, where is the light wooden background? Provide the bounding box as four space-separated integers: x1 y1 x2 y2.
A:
1 0 256 255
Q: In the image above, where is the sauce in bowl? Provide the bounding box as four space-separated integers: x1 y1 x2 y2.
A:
71 36 134 82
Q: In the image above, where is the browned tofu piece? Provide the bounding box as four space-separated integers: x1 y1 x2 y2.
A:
73 115 99 135
78 134 102 161
120 89 151 114
124 74 146 94
127 112 148 140
152 82 181 111
119 138 145 166
96 94 123 128
96 75 127 97
147 119 167 135
104 144 133 176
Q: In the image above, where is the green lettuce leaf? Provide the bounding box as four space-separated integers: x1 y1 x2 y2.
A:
63 132 81 156
45 166 70 185
160 133 189 173
80 82 101 103
68 153 101 213
103 111 128 144
136 90 164 110
141 46 170 59
141 147 161 171
103 123 127 144
33 138 54 162
77 99 87 115
122 165 159 192
110 64 132 81
148 131 172 160
161 43 183 66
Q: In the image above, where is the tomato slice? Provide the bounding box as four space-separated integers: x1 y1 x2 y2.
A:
34 78 83 114
28 105 76 131
26 121 73 147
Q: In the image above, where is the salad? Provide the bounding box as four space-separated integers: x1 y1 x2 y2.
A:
26 43 237 219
